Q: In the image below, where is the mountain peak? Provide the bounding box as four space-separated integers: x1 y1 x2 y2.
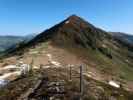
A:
67 14 82 22
6 15 112 55
66 14 95 29
68 14 80 19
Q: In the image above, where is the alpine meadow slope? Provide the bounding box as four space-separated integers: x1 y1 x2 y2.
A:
0 15 133 100
5 15 133 81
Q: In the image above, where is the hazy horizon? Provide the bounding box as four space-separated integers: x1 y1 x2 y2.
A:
0 0 133 36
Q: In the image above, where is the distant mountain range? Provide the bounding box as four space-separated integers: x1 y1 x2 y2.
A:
0 36 23 52
111 32 133 44
110 32 133 49
0 34 36 53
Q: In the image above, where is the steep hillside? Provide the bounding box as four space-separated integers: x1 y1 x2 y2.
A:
5 15 133 81
27 15 111 49
6 15 112 58
2 15 133 80
0 15 133 99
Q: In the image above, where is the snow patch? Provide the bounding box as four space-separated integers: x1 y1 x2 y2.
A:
1 65 17 70
65 21 69 24
102 44 107 48
33 66 39 69
46 53 61 67
88 72 96 76
0 71 21 80
46 54 52 60
43 66 50 69
109 81 120 88
83 73 92 77
50 61 61 67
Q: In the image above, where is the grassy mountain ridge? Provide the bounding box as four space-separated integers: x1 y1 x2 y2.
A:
0 15 133 99
3 15 133 81
4 15 112 56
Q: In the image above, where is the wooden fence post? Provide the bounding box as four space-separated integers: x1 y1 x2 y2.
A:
80 65 83 100
30 58 34 72
70 65 72 81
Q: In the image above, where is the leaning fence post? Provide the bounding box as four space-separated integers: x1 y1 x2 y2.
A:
30 58 34 73
69 65 72 81
80 65 83 100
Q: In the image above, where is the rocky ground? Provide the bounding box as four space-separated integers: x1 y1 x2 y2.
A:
0 65 133 100
0 42 133 100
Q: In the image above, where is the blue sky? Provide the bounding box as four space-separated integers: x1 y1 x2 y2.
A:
0 0 133 36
